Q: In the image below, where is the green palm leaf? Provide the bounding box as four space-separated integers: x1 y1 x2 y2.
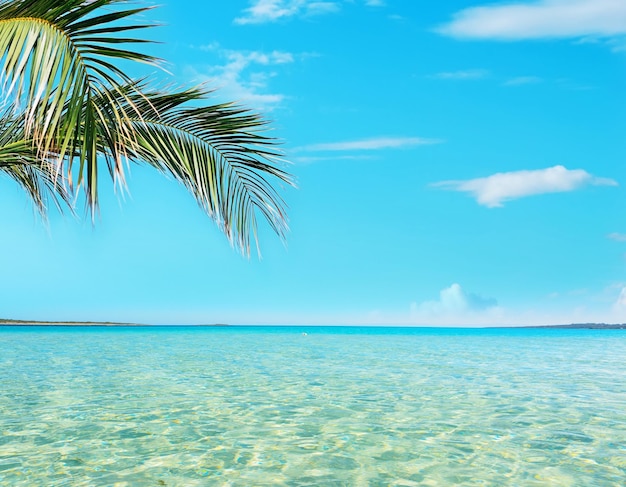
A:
0 0 159 212
0 1 293 254
0 112 70 214
91 82 293 255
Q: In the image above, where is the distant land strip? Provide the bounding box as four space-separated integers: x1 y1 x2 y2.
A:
519 323 626 330
0 319 145 326
0 319 231 327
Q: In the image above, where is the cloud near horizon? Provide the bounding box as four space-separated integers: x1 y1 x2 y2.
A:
411 283 498 318
437 0 626 41
433 165 617 207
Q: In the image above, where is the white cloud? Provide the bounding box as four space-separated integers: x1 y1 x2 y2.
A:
409 284 499 324
306 2 341 15
433 165 617 208
503 76 542 86
414 283 498 314
188 46 295 110
403 283 626 326
431 69 489 80
235 0 340 24
438 0 626 41
608 232 626 242
196 42 220 52
297 136 442 152
235 0 385 24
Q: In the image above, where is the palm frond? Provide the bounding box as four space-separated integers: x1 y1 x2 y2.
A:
0 2 294 254
92 82 294 255
0 112 70 214
0 0 160 213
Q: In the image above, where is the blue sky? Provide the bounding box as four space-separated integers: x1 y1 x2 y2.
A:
1 0 625 326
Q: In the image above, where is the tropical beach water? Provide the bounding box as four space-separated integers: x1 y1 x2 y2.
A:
0 326 625 486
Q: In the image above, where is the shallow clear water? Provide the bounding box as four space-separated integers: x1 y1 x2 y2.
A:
0 326 625 486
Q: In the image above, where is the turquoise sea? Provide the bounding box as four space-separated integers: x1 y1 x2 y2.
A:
0 326 625 486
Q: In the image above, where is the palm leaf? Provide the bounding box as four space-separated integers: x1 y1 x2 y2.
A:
0 112 70 214
91 82 293 255
0 0 160 213
0 2 294 254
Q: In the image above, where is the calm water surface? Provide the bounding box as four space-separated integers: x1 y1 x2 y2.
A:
0 326 625 486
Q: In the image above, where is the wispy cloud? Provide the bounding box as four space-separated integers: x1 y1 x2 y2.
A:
431 69 489 80
433 165 617 207
187 44 294 110
429 71 585 90
235 0 385 24
437 0 626 41
608 232 626 242
296 136 442 152
573 33 626 52
503 76 543 86
235 0 340 24
292 154 375 165
607 37 626 52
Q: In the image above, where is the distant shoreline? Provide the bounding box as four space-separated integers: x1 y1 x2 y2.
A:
1 320 624 329
0 320 146 327
0 320 230 327
514 323 626 330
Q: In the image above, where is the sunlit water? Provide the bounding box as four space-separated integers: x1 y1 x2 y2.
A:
0 326 625 486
